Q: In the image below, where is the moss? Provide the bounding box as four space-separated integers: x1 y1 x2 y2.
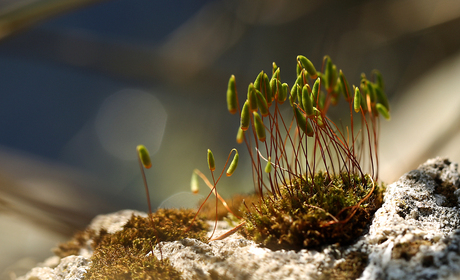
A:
320 251 369 280
391 239 433 261
241 172 384 250
55 208 208 279
54 228 98 258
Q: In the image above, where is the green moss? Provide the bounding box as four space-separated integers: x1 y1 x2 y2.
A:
241 172 384 250
55 208 208 280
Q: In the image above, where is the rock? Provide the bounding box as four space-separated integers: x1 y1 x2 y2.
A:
17 256 90 280
16 158 460 280
16 210 142 280
363 157 460 280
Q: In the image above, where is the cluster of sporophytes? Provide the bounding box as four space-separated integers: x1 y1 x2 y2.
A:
194 55 389 250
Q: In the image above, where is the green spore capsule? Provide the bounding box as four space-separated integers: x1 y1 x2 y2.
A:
270 77 277 100
272 67 280 81
376 103 391 120
366 81 376 103
297 55 318 79
293 105 313 136
311 78 321 107
289 82 298 106
272 62 278 74
191 171 199 194
277 82 288 104
240 100 250 131
254 71 264 91
253 112 266 142
265 157 272 173
247 83 258 112
339 70 351 100
374 85 389 111
226 149 239 176
136 145 152 169
227 75 238 114
302 84 314 116
255 89 269 117
324 56 334 90
236 127 245 144
263 73 272 105
373 69 385 89
295 71 305 88
313 107 324 126
331 64 338 90
207 149 216 171
297 84 303 110
354 87 362 113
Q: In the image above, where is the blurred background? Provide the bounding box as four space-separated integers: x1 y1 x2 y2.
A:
1 0 460 278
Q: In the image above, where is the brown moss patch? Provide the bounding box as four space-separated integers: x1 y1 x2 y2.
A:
392 239 433 261
321 251 369 280
55 208 208 279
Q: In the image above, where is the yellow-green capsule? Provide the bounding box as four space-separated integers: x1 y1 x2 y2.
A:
236 127 245 144
354 87 361 113
297 55 318 79
311 78 321 107
289 82 298 106
263 73 272 105
324 56 334 90
374 85 389 111
255 89 269 117
254 71 264 91
313 107 324 126
253 112 266 142
191 171 199 194
302 84 314 116
226 149 239 176
136 145 152 169
272 62 278 74
297 84 303 110
339 70 351 100
318 91 326 110
272 67 280 81
293 105 313 136
227 75 237 114
247 83 258 112
295 71 305 88
366 81 376 103
270 77 277 99
331 64 338 87
265 157 272 173
277 82 288 104
376 103 390 120
207 149 216 171
240 100 250 131
372 69 384 89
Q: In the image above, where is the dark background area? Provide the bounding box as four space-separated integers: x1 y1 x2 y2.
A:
1 0 460 278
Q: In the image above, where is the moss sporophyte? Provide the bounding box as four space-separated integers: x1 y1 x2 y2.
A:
193 55 389 250
55 54 389 278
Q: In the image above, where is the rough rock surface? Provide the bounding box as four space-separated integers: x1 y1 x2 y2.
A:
16 157 460 280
